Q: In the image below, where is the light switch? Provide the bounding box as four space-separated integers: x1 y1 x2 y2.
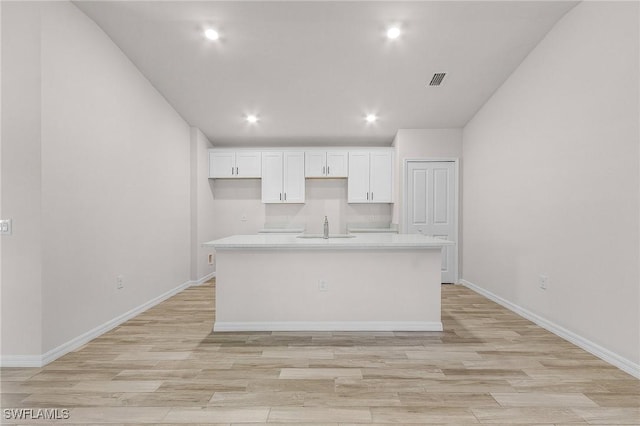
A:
0 219 12 236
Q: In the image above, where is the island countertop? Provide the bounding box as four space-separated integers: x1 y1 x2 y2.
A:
203 233 453 250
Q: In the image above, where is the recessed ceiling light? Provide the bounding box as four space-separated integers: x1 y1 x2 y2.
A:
365 114 378 123
246 114 258 124
204 28 219 41
386 27 401 40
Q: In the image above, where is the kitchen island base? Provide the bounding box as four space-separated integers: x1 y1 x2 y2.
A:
213 248 443 332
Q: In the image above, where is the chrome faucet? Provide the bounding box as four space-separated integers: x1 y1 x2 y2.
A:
323 216 329 239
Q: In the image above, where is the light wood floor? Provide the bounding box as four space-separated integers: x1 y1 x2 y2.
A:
1 280 638 425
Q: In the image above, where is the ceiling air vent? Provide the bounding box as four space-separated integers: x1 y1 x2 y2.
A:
429 73 446 86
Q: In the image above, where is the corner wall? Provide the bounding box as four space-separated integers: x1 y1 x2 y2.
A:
462 1 639 375
192 128 216 282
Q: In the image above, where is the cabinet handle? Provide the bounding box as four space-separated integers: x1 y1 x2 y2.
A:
280 193 282 201
366 192 369 200
371 192 374 201
323 166 326 175
284 192 287 201
231 166 234 175
236 166 238 175
327 166 330 175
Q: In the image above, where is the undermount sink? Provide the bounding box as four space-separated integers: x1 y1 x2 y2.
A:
296 234 355 239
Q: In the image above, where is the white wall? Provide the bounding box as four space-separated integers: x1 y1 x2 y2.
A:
1 1 192 359
462 1 639 372
192 128 216 282
0 0 3 359
1 2 43 360
391 129 463 230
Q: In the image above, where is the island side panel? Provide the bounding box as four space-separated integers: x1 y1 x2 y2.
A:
214 248 442 331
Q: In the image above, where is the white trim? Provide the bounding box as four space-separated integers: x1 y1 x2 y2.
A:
402 158 460 283
0 355 43 368
460 279 640 379
213 321 443 332
193 271 216 285
0 279 196 368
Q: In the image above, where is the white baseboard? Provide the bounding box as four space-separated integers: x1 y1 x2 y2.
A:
1 279 195 368
460 279 640 379
192 271 215 285
0 355 43 368
214 321 443 332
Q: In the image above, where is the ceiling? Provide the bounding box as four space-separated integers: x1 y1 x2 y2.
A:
74 1 577 146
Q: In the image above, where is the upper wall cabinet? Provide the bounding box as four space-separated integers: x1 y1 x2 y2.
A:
209 150 261 178
305 150 348 178
348 150 393 203
262 151 305 203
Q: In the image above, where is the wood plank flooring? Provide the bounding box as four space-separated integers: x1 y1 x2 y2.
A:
1 280 638 425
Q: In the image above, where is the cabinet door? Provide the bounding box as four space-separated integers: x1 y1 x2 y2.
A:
369 151 393 203
283 151 305 203
326 151 348 177
347 151 370 203
209 151 235 178
235 151 262 178
261 152 284 203
305 151 326 177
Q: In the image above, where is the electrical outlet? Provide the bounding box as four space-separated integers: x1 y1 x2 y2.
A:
116 275 124 290
208 253 214 265
539 274 548 290
0 219 12 236
240 214 248 222
318 280 328 292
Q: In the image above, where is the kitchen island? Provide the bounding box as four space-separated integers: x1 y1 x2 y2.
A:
203 233 452 332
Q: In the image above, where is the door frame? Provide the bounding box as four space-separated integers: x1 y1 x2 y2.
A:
403 158 460 284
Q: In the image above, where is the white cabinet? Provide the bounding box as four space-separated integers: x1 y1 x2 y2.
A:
305 151 325 177
262 151 305 203
326 151 349 177
348 150 393 203
209 150 261 178
347 151 370 203
305 151 348 178
369 150 393 202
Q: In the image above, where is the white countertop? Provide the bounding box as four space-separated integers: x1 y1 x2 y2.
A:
204 233 453 250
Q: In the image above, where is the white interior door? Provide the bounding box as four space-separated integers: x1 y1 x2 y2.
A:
406 161 457 283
